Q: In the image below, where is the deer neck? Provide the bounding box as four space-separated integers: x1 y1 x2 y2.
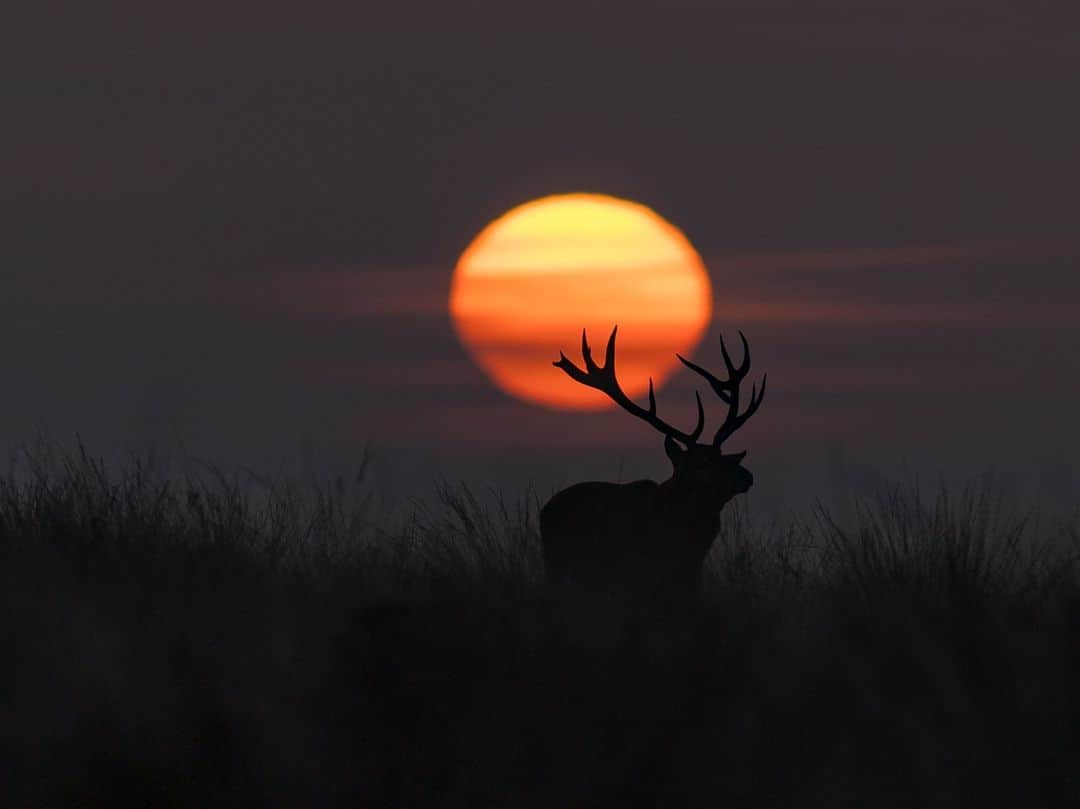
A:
657 477 726 538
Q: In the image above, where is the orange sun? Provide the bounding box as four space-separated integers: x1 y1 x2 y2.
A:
450 193 712 410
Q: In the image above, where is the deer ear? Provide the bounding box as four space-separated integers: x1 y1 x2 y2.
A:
729 450 747 462
664 435 685 467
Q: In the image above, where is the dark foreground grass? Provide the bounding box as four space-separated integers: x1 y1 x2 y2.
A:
3 439 1080 807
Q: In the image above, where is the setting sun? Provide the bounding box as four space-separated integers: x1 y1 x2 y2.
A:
450 193 712 410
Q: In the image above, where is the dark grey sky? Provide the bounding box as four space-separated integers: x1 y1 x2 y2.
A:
4 3 1078 511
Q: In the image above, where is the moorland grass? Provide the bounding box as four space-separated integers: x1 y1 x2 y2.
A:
3 437 1079 807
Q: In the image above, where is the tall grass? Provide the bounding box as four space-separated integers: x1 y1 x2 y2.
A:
6 437 1073 603
3 436 1080 807
815 477 1075 605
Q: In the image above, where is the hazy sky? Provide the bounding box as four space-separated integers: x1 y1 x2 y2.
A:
4 3 1078 511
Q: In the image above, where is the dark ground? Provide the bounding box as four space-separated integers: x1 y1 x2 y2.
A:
3 439 1079 807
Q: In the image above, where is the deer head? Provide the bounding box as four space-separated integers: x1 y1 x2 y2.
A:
553 325 766 506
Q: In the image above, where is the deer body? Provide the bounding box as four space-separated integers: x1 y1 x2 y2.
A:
540 327 764 607
542 480 721 605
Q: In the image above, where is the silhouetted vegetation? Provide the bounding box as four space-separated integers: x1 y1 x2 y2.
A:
4 438 1080 807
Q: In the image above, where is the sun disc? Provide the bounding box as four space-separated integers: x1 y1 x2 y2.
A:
450 193 712 410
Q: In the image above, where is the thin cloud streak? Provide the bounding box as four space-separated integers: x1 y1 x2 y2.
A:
713 299 1004 327
707 238 1078 275
286 357 477 390
200 237 1080 331
243 267 450 317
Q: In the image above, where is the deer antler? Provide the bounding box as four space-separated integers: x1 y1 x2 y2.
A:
554 326 705 446
677 330 767 447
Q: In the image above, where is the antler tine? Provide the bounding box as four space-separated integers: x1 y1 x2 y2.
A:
581 328 599 373
718 333 736 377
737 331 751 373
713 370 767 447
689 390 705 443
718 330 752 379
749 373 767 416
677 353 733 403
677 330 766 448
553 325 705 446
554 327 606 384
604 325 618 371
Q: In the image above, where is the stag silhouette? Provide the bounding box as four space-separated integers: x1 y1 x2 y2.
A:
540 326 766 608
